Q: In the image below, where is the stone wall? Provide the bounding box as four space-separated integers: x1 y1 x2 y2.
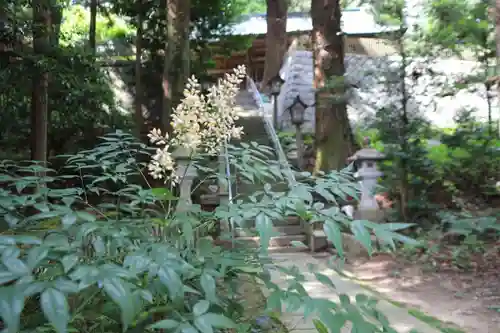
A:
276 50 499 133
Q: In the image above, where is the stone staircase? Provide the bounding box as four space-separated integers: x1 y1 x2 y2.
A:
230 90 308 252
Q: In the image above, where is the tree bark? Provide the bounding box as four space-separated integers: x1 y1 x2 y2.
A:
262 0 288 91
135 0 144 137
311 0 353 173
162 0 190 132
31 0 50 163
89 0 98 53
0 3 9 54
494 0 500 138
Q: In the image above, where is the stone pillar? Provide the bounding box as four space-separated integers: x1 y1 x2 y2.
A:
218 145 230 232
173 147 198 213
348 147 386 222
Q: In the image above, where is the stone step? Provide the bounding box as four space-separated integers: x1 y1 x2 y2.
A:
267 245 309 253
234 224 304 237
236 234 307 248
238 216 301 228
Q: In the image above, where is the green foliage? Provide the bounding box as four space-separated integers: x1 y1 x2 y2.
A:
0 131 419 333
0 47 131 157
60 5 134 47
421 0 494 57
358 108 500 226
370 0 404 25
428 112 500 198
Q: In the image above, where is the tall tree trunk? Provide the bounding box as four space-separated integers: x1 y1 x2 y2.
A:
494 0 500 137
262 0 288 91
31 0 50 163
49 0 62 47
89 0 98 53
135 0 144 137
0 4 8 54
162 0 190 132
311 0 353 173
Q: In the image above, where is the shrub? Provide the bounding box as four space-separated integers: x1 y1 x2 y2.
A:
0 68 417 333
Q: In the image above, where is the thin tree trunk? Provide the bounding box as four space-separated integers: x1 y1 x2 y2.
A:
89 0 98 54
171 0 191 102
0 4 9 54
49 0 62 47
31 0 50 164
262 0 288 91
162 0 190 132
311 0 353 173
135 0 144 137
161 0 173 132
494 0 500 138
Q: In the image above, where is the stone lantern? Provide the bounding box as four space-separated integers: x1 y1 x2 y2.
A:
267 74 285 129
172 147 198 213
348 146 385 221
287 95 308 169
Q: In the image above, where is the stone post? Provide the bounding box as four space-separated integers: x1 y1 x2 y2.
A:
348 147 385 222
173 147 197 213
218 145 230 232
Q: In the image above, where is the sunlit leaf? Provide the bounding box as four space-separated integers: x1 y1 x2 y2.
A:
41 288 70 333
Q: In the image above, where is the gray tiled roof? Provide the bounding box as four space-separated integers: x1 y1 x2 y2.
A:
229 7 401 37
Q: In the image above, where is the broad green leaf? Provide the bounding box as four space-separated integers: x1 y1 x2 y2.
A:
123 254 151 274
60 254 79 273
355 294 369 305
61 213 77 228
0 270 18 284
151 187 177 201
2 248 30 276
313 319 329 333
197 313 236 328
22 281 46 297
323 221 344 257
44 233 70 249
200 272 217 301
75 211 96 222
193 300 210 317
290 184 313 203
350 220 372 255
182 220 194 245
27 246 48 269
102 278 135 331
284 293 302 312
318 310 346 333
158 267 183 300
314 272 336 289
0 287 25 333
4 214 19 227
27 211 60 222
54 278 80 293
180 323 199 333
372 229 396 250
389 232 421 246
339 184 359 200
380 223 415 231
266 290 282 311
339 294 350 307
315 187 337 202
148 319 180 330
194 316 214 333
41 288 70 333
255 213 273 251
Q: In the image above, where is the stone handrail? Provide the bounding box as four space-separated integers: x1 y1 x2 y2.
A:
246 75 297 187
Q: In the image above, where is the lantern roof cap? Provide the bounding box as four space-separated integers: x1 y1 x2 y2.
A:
348 148 385 161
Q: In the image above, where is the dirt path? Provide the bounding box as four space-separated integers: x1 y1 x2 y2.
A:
338 254 500 332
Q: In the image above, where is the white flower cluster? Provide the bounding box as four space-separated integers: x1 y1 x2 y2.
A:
147 66 246 182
